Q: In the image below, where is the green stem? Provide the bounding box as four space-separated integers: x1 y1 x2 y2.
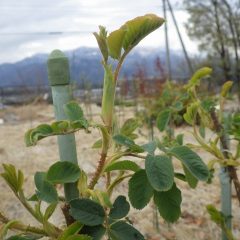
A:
0 212 47 236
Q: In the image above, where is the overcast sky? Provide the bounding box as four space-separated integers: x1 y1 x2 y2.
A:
0 0 198 64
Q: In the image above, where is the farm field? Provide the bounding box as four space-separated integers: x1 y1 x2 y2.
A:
0 103 239 240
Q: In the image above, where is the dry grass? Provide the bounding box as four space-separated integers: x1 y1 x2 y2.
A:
0 103 239 240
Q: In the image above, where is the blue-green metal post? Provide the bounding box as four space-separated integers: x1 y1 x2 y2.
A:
219 168 232 240
47 49 79 202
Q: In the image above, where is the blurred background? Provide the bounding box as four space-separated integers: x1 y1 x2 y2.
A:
2 0 239 105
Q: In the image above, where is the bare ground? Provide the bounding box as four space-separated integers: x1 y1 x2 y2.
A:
0 103 239 240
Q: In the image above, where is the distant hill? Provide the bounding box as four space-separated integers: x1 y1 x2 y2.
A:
0 47 191 88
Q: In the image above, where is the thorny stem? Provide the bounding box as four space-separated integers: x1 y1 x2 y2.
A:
210 108 240 204
0 211 47 236
88 152 107 189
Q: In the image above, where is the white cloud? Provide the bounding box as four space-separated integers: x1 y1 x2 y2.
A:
0 0 197 64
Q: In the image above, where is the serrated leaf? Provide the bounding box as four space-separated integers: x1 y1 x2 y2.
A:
154 183 182 223
58 221 84 240
120 118 139 136
107 28 126 59
113 134 144 153
128 170 154 209
104 160 140 172
169 146 209 181
109 221 144 240
109 196 130 219
121 14 164 52
145 155 174 191
34 172 58 203
69 199 105 226
157 109 171 132
46 161 80 184
64 101 84 121
182 165 198 188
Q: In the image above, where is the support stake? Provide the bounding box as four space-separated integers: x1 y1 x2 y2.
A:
47 49 79 202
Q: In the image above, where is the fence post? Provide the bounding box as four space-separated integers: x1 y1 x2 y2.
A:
47 49 79 202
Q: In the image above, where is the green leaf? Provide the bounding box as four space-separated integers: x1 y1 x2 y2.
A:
104 160 140 172
221 81 233 98
66 235 92 240
0 220 20 239
107 28 126 59
6 235 42 240
156 109 171 132
145 155 174 191
176 134 184 145
44 203 58 220
109 196 130 219
113 134 144 153
1 164 24 193
206 204 225 225
64 101 84 121
154 183 182 223
186 67 212 89
169 146 209 181
109 221 144 240
183 102 199 125
58 221 84 240
80 225 106 240
93 26 108 62
46 161 80 184
141 141 156 155
121 14 164 52
92 139 102 149
34 172 58 203
120 118 139 136
128 170 154 209
69 199 105 226
183 165 198 188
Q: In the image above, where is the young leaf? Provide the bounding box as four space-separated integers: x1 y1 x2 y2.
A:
154 183 182 223
64 101 84 121
93 26 108 62
186 67 212 89
121 14 164 52
156 109 171 132
169 146 209 181
46 161 81 184
69 199 105 226
109 221 144 240
44 203 58 220
221 81 233 98
34 172 58 203
145 155 174 191
120 118 139 136
104 160 140 172
58 221 84 240
107 29 126 59
183 102 199 125
128 170 154 209
92 139 102 149
109 196 130 219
